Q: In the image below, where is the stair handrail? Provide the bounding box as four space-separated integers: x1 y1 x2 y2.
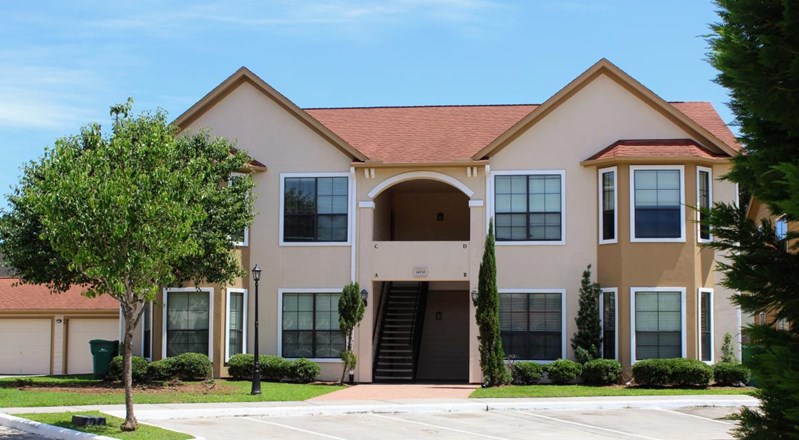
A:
372 281 391 377
410 281 429 383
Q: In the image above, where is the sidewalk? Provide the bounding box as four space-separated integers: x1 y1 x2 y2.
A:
2 394 758 422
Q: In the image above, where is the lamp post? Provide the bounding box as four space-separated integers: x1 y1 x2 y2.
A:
251 264 262 395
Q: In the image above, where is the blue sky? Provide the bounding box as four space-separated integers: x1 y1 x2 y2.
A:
0 0 733 204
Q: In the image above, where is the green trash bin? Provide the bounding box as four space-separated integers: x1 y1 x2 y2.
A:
89 339 119 379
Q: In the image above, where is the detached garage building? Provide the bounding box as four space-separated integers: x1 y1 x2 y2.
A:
0 278 119 375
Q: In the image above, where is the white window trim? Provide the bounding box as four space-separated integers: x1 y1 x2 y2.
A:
277 288 344 363
279 172 353 247
598 167 618 245
629 165 686 243
490 170 567 246
696 166 713 244
225 288 248 363
498 288 567 363
162 287 215 361
698 288 714 364
599 287 619 360
141 301 153 361
231 172 249 247
630 287 687 363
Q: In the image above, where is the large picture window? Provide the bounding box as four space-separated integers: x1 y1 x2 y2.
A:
165 289 212 358
226 288 247 361
281 292 345 359
499 291 563 360
599 168 617 243
699 289 713 362
633 289 684 361
697 167 712 242
631 167 684 241
495 172 564 242
283 176 348 243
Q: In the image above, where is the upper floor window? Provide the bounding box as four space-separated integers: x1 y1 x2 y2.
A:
230 173 249 246
697 167 712 242
631 166 685 242
282 175 349 243
776 215 788 251
494 172 565 243
599 167 617 244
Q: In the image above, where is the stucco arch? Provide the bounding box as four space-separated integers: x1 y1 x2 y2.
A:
367 171 475 200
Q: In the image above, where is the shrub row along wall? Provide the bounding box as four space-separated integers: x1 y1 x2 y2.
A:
227 354 320 383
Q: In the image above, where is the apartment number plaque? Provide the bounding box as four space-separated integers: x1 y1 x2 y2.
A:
413 266 428 278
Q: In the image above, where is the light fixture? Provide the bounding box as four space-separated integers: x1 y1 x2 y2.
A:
251 264 262 282
471 288 479 306
360 289 368 306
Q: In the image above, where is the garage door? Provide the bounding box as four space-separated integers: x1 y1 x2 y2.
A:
0 319 51 375
67 318 119 374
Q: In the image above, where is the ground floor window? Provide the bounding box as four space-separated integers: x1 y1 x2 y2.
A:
633 288 684 360
281 292 345 359
600 288 617 359
699 289 713 362
226 288 247 361
165 289 212 358
142 302 152 360
499 291 563 361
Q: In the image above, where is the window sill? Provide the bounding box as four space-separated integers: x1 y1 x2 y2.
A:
279 242 352 247
282 358 344 363
504 359 558 364
630 237 686 243
496 240 565 246
599 239 618 245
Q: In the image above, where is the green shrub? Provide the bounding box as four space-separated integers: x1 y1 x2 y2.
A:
170 353 212 381
511 362 544 385
227 353 255 380
582 359 622 385
669 358 713 387
288 358 320 383
632 359 672 387
544 359 582 384
106 355 148 382
260 355 291 381
714 362 751 386
146 358 175 381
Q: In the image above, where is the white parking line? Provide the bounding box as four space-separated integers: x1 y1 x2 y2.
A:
240 417 349 440
517 411 665 440
370 414 511 440
650 408 733 425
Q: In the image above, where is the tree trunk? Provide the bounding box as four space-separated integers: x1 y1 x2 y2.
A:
340 335 351 384
120 306 138 431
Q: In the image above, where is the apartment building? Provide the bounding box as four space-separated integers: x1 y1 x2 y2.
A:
130 59 741 383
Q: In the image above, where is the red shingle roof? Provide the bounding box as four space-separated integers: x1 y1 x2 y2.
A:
305 102 738 164
0 278 118 312
586 139 727 162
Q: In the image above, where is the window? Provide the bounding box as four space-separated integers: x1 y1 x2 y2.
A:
631 166 684 241
599 288 617 359
599 168 617 243
776 216 788 251
494 172 565 243
164 288 212 358
142 302 152 360
499 291 564 361
282 175 349 243
226 288 247 361
697 167 712 242
281 292 345 359
698 289 713 362
632 288 685 361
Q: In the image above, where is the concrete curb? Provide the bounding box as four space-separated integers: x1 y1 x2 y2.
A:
0 412 116 440
101 396 758 421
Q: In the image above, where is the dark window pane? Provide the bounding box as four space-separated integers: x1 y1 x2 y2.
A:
281 293 344 358
284 177 348 242
167 291 210 357
635 291 682 360
602 171 615 241
634 170 682 239
495 174 562 241
700 291 712 361
500 292 562 360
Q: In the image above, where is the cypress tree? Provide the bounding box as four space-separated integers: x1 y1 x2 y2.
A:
476 219 509 386
571 265 602 363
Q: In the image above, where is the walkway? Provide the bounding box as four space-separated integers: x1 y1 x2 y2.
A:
310 384 478 401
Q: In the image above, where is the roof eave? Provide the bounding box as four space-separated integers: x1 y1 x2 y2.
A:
580 156 731 167
353 159 489 168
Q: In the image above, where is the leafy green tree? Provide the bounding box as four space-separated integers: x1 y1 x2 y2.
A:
338 281 365 383
571 265 602 363
0 99 253 431
706 2 799 436
721 332 738 364
476 219 509 386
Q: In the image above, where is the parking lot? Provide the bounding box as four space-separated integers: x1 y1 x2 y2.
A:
150 406 740 440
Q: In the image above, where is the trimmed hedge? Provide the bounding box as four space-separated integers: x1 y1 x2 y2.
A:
171 353 212 381
226 354 319 383
146 358 175 381
633 358 713 388
107 355 148 382
544 359 582 384
582 359 622 385
511 362 544 385
713 362 751 386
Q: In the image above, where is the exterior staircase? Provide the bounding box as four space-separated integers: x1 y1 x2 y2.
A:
373 282 428 382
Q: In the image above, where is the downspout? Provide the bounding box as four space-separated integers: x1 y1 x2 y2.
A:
350 166 357 282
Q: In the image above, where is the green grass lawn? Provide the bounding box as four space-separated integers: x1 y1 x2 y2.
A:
470 384 755 398
0 375 344 408
15 411 191 440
